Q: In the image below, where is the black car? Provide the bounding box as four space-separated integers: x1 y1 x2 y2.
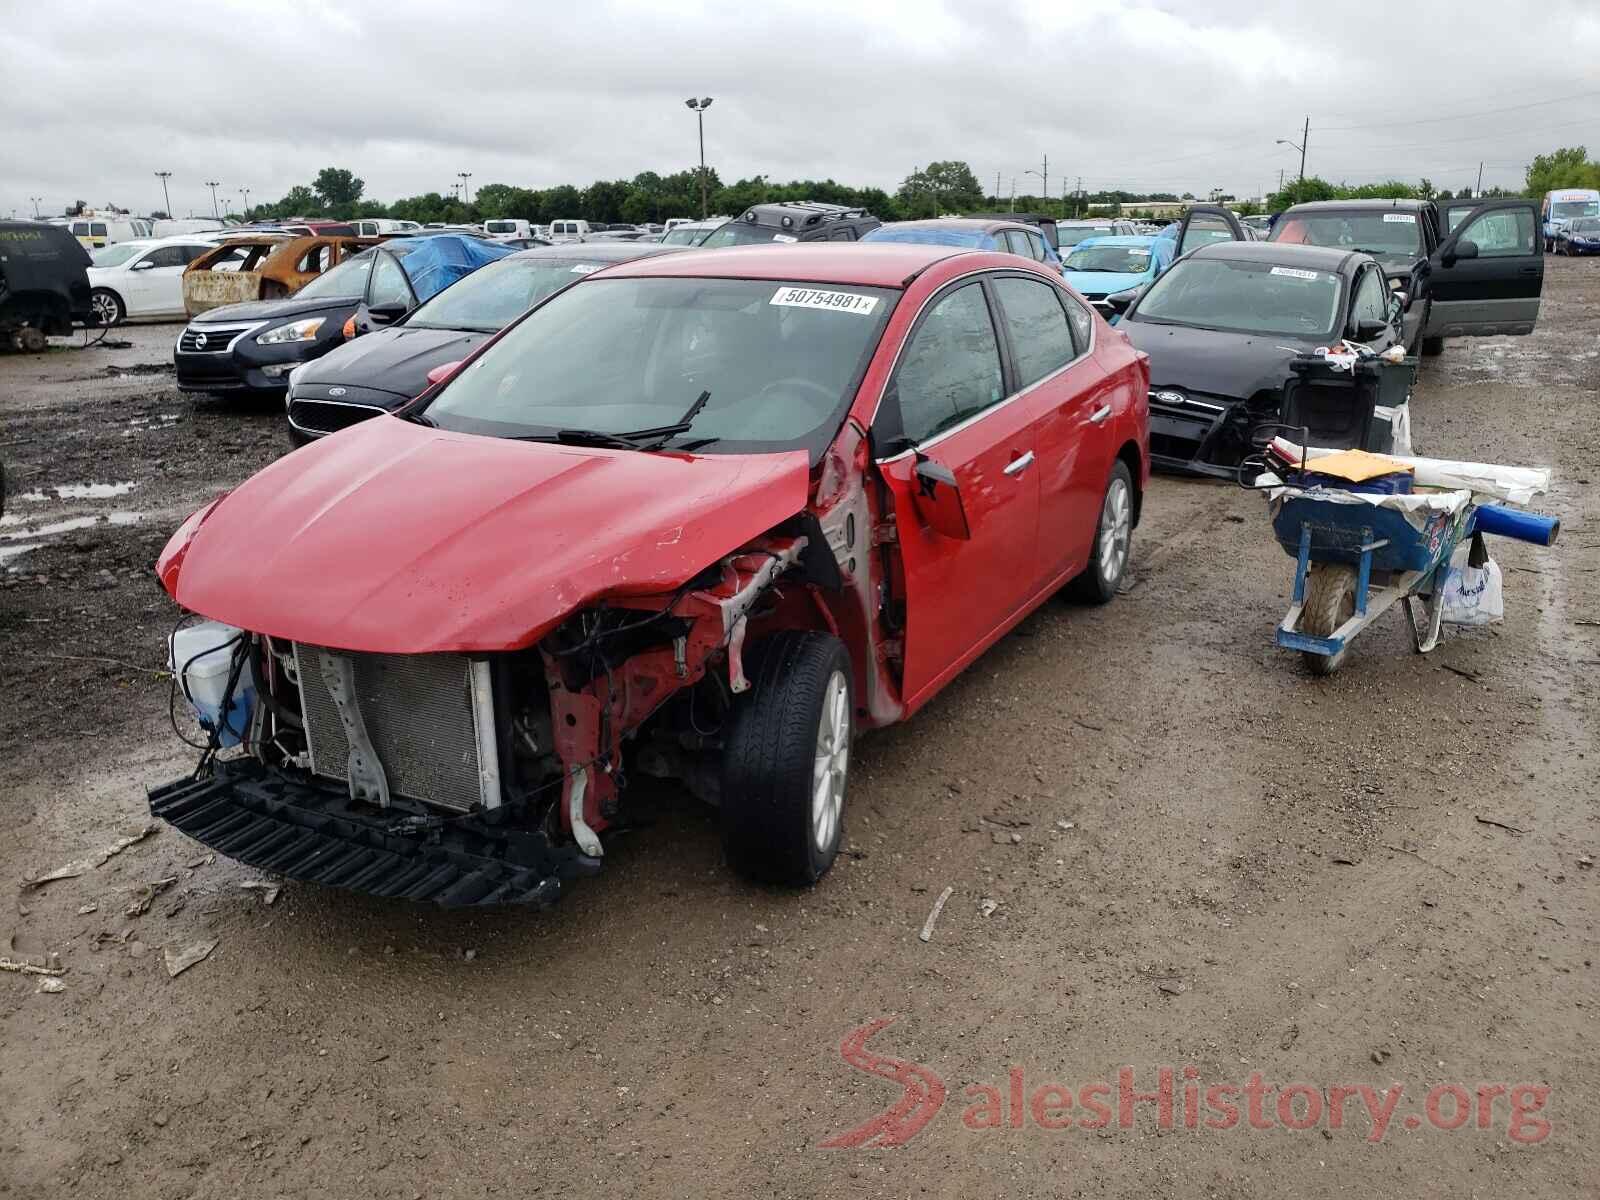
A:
1268 198 1544 356
697 201 881 247
0 220 94 351
285 241 686 443
175 242 427 394
1113 241 1406 476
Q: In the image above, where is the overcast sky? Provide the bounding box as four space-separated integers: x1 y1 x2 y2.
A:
5 0 1600 219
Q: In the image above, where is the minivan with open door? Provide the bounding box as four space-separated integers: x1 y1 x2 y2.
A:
1423 199 1542 346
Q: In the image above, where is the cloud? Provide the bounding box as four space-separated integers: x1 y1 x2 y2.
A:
4 0 1599 217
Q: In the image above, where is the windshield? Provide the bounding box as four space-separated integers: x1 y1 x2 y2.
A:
661 226 706 245
698 222 795 248
863 226 986 248
1552 200 1599 220
1132 257 1342 338
91 242 148 267
293 248 378 300
421 277 896 459
1057 226 1114 247
408 256 611 333
1064 244 1154 274
1271 211 1422 256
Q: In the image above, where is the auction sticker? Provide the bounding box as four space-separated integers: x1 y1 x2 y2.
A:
1383 213 1416 223
570 262 599 273
1269 266 1319 280
771 286 880 315
772 234 798 243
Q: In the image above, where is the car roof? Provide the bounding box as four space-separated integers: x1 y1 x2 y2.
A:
883 218 1030 233
506 242 687 263
1283 199 1429 213
596 242 972 287
1189 240 1358 271
1058 219 1120 227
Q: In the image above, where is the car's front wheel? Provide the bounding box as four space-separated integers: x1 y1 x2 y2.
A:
90 288 125 327
721 631 852 885
1069 460 1135 603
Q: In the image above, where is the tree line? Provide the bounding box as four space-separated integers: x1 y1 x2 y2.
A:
239 149 1600 228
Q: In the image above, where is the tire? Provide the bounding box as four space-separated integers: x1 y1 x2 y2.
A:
286 425 315 450
721 631 853 885
1299 564 1357 676
1069 460 1135 603
1420 335 1445 358
89 288 125 327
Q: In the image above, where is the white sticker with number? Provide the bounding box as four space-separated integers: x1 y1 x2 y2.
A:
771 233 798 243
570 262 599 273
1270 266 1319 280
1382 213 1416 223
769 286 880 316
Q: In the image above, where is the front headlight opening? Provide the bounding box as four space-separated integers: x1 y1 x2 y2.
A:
258 318 325 345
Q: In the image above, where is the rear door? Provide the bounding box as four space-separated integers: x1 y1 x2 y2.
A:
873 277 1039 701
1172 204 1247 258
1423 200 1542 339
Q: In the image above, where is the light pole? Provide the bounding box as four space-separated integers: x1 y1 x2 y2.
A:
28 196 43 218
238 186 251 216
1024 154 1049 214
154 170 173 216
685 97 714 219
1276 116 1309 186
204 180 221 219
457 172 473 205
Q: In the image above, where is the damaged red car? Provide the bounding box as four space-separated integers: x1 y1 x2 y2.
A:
150 243 1150 906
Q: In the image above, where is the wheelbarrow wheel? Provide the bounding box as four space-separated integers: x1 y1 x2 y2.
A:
1300 564 1357 676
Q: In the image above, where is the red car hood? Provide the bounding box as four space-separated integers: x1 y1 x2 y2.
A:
163 416 810 653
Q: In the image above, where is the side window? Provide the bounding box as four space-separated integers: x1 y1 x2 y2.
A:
142 246 190 269
889 283 1004 444
91 222 108 237
1178 213 1232 256
1002 230 1031 257
367 252 413 307
1458 207 1535 257
1351 268 1388 326
1061 290 1094 353
298 244 334 273
992 277 1076 388
1026 232 1048 261
828 226 856 241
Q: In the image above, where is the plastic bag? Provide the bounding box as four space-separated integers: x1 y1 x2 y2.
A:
1441 540 1503 626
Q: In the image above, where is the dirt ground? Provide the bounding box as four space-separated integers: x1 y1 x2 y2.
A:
1 265 1596 1199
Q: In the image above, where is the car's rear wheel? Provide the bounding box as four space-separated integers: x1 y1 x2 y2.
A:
1069 460 1134 604
1299 564 1357 676
1420 335 1445 357
90 288 125 327
721 631 852 885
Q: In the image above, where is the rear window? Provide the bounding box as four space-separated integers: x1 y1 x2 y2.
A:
1271 211 1423 256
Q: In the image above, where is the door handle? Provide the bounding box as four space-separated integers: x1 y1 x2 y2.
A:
1002 450 1035 477
1088 403 1113 425
1518 266 1538 275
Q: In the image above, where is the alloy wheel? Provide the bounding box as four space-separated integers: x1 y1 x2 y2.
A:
811 670 850 853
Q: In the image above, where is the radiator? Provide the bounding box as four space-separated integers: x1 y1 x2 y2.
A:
293 645 500 812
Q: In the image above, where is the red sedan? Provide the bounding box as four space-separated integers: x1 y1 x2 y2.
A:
151 243 1150 905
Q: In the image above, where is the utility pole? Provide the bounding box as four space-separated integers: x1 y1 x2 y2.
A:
1476 161 1484 195
1042 154 1048 216
1075 176 1083 218
457 172 473 205
154 170 173 216
1299 115 1308 183
238 186 251 215
995 170 1001 207
204 181 221 219
1009 178 1016 212
28 196 42 218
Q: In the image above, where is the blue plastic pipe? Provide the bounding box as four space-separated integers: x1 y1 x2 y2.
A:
1472 504 1560 546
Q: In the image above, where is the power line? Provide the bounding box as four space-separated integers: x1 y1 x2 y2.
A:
1317 87 1600 131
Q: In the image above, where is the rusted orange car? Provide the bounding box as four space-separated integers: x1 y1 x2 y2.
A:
182 234 379 316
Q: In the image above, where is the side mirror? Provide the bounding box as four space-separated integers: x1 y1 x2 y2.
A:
1354 319 1389 342
1104 286 1144 317
131 259 155 271
367 301 409 326
1453 239 1479 260
426 359 463 387
911 457 971 540
1392 290 1410 311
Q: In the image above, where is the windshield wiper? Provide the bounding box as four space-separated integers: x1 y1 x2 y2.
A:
546 390 714 453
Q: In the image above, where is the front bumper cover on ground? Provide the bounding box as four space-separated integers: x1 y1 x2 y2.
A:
149 760 595 907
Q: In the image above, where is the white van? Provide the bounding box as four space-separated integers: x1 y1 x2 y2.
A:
548 219 592 243
153 218 228 238
67 216 153 248
483 219 533 241
354 218 422 237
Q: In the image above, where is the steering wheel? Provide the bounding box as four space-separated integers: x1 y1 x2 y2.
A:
754 377 838 412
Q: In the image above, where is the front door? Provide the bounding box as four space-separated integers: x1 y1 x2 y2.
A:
1172 204 1248 258
1424 200 1543 338
873 278 1038 702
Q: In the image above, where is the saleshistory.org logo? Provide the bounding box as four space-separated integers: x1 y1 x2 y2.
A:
819 1019 1553 1148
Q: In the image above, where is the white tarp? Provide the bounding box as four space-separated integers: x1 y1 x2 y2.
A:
1267 439 1551 504
1259 475 1473 533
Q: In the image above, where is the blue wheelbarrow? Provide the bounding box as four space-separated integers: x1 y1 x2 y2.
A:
1271 489 1558 675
